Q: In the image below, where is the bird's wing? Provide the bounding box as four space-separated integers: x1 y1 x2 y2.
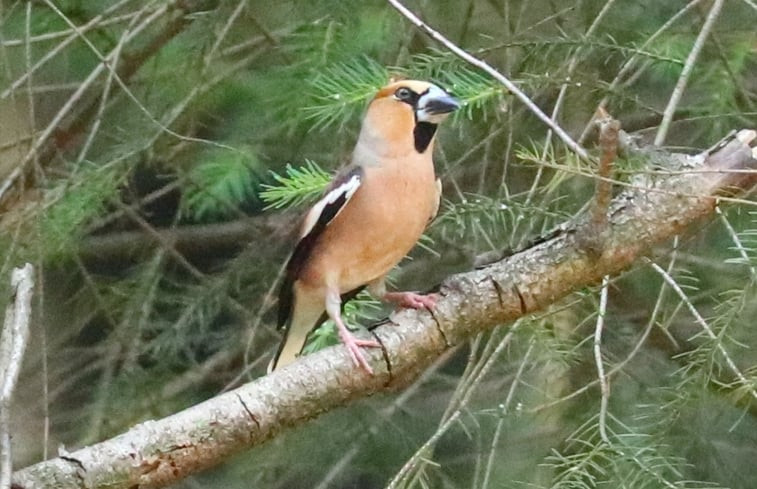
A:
277 165 364 330
430 177 442 221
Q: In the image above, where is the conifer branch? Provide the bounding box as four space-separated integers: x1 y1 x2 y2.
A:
77 214 293 263
11 130 757 489
386 0 591 162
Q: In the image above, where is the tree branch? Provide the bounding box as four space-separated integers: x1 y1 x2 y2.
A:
1 264 35 489
78 213 293 264
12 130 757 489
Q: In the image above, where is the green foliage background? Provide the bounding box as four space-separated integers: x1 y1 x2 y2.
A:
1 0 756 488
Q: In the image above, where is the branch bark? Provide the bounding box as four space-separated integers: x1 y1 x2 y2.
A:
1 264 35 489
12 130 757 489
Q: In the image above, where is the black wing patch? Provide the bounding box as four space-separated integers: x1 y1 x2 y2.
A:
277 166 364 330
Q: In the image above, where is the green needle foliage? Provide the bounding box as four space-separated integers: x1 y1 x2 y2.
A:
260 160 332 209
182 147 262 220
304 56 390 130
39 164 122 260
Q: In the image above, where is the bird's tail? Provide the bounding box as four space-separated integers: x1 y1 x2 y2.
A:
268 293 324 373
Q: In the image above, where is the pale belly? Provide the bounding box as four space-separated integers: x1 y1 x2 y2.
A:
334 216 424 291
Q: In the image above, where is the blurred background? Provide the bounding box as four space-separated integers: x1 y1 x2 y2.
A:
1 0 757 487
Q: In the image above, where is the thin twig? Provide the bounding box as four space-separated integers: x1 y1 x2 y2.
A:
527 261 662 414
715 206 757 280
654 0 725 145
0 1 170 204
511 153 757 209
24 2 40 180
525 0 619 205
204 0 249 66
579 110 620 254
386 0 590 162
73 7 136 166
648 259 757 402
0 0 137 99
593 114 619 230
33 263 49 460
313 350 454 489
594 276 611 444
577 0 704 145
40 0 242 154
0 11 139 47
0 264 35 489
387 322 523 488
480 339 534 489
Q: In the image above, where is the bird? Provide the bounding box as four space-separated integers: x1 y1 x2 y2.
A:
268 79 460 374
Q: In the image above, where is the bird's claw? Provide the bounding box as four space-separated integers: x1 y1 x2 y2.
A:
384 291 438 310
338 328 380 374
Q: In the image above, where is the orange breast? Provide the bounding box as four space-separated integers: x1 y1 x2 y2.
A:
299 156 436 293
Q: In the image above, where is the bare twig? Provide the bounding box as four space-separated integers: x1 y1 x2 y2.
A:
73 5 136 166
387 323 523 489
654 0 725 145
594 114 620 230
0 2 171 205
480 339 534 489
313 350 454 489
0 0 235 207
716 206 757 280
24 2 40 180
79 214 291 263
0 11 140 48
578 110 620 254
0 264 35 489
577 0 704 145
0 0 136 99
204 0 249 66
594 276 611 444
529 238 678 415
39 0 242 155
648 260 757 402
385 0 590 162
525 0 619 205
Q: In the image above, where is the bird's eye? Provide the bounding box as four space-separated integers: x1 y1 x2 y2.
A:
395 87 413 101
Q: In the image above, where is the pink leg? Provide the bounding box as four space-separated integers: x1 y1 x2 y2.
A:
326 289 380 374
383 291 438 310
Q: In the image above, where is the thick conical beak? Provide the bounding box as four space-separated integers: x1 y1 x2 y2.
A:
416 85 460 123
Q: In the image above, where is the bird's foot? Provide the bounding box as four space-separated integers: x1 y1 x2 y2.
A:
383 291 438 310
338 327 380 374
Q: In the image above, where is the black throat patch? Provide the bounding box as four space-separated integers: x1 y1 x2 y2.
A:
414 121 437 153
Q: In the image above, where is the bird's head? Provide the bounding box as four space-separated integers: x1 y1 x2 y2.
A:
361 80 460 155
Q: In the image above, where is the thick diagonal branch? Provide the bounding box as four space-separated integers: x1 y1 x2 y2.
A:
12 130 757 489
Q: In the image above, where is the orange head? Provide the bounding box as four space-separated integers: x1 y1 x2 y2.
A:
358 80 460 157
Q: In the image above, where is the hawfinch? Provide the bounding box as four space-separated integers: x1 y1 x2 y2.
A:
268 80 460 374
